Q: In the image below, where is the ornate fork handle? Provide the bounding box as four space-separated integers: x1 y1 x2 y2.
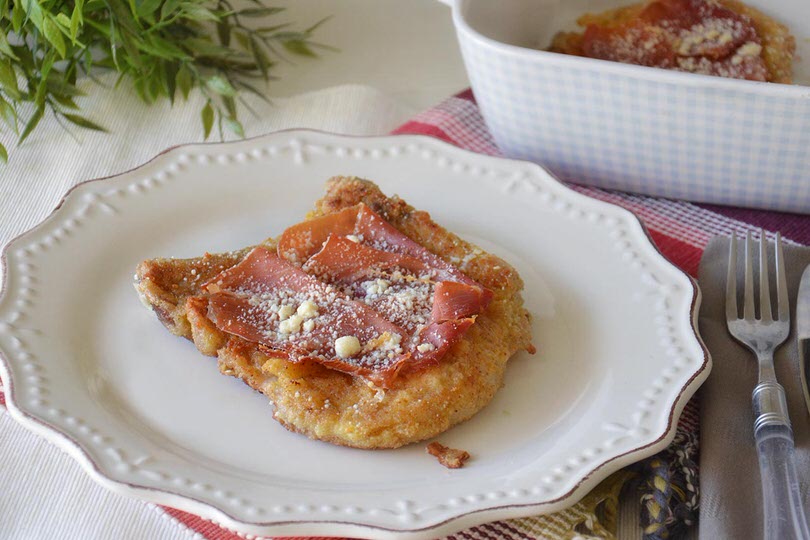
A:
755 421 809 540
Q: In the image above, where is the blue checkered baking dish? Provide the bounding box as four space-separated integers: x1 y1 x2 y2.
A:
439 0 810 213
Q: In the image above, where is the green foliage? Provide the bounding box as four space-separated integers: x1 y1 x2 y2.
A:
0 0 332 160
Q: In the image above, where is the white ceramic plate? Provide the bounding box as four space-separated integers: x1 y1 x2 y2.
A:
0 130 709 539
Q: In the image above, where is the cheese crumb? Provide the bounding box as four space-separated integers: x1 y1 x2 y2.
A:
335 335 362 358
303 319 315 332
296 300 319 319
279 314 303 334
717 32 733 45
417 343 436 353
383 332 402 351
346 234 360 243
278 305 295 321
364 279 390 296
737 42 762 57
394 288 417 310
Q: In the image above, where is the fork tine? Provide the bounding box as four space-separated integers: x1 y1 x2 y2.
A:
759 230 772 322
776 232 789 321
744 231 756 320
726 232 738 321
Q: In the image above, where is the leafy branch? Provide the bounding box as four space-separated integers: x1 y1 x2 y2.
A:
0 0 333 162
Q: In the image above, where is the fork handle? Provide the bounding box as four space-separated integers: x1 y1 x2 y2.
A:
753 383 810 540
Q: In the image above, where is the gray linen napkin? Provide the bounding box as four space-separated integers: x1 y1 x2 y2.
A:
698 237 810 539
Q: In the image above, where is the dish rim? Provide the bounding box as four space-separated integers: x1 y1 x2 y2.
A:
0 129 711 538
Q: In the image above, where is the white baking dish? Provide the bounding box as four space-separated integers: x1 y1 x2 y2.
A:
439 0 810 213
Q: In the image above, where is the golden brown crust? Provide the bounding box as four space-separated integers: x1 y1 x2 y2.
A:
135 176 533 449
548 0 795 83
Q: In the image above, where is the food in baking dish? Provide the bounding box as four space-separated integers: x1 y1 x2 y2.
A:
549 0 795 83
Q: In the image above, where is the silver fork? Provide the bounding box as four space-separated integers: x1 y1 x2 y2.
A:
726 230 810 540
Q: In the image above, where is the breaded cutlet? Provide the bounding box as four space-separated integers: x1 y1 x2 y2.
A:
135 177 533 449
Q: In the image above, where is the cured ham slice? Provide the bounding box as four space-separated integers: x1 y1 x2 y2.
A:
205 247 409 387
431 281 492 322
204 204 493 387
278 203 481 286
303 234 430 284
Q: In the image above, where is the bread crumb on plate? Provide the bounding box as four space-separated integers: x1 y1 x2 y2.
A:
427 442 470 469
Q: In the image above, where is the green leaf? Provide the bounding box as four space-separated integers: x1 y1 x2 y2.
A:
282 39 316 57
62 113 107 131
106 0 139 34
11 2 25 33
249 36 270 79
160 0 180 20
175 63 192 99
256 23 292 35
70 6 82 40
216 21 230 47
201 100 213 139
0 141 7 163
222 95 236 117
304 16 332 34
40 52 56 80
0 31 20 60
21 0 46 29
182 38 240 59
133 76 149 102
52 94 79 109
141 35 190 60
205 75 235 97
136 0 162 17
238 6 284 17
46 73 85 97
163 61 177 102
0 94 17 131
71 0 85 34
0 59 20 99
181 4 218 22
147 70 162 101
34 77 48 106
271 31 308 41
55 12 71 29
18 104 44 145
235 79 271 103
224 116 243 138
234 31 249 51
42 17 67 58
33 54 56 106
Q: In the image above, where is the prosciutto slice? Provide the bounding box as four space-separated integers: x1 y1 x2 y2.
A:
204 204 493 387
278 203 483 286
205 247 409 387
303 234 430 283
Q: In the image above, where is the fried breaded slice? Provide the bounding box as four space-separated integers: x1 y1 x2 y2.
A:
135 177 533 449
